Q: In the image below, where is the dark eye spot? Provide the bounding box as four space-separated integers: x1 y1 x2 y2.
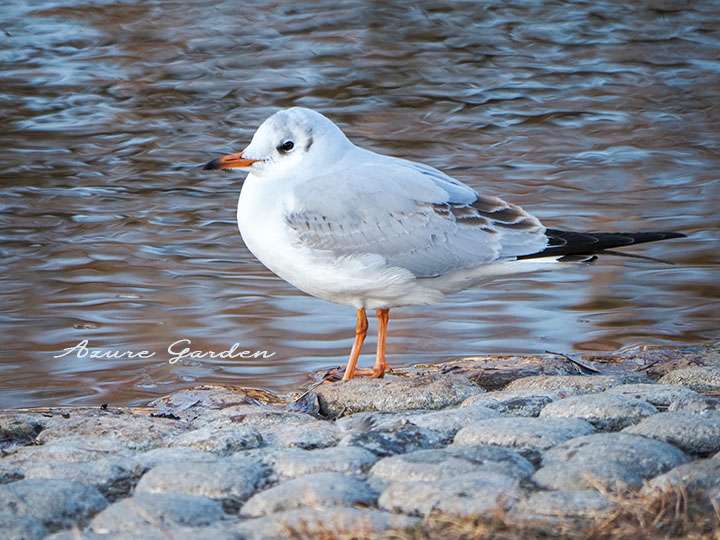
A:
278 140 294 153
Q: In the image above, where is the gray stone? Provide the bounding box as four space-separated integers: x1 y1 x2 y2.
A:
234 508 419 540
533 433 688 491
0 463 24 484
170 424 263 456
90 493 225 534
135 447 219 469
315 373 482 417
339 420 447 457
48 524 240 540
271 446 378 478
261 421 339 449
396 405 501 439
605 383 699 408
20 456 143 501
505 374 648 394
624 411 720 454
5 437 133 465
668 395 720 413
453 417 594 461
0 479 107 530
136 460 269 513
241 472 377 517
645 459 720 495
378 472 520 517
0 513 47 540
510 490 616 524
369 446 534 484
658 367 720 393
539 394 657 431
462 390 560 417
0 414 45 449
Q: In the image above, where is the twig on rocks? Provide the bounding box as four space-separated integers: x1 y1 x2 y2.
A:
545 350 602 374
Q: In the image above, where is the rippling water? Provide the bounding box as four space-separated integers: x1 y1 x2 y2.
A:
1 1 719 407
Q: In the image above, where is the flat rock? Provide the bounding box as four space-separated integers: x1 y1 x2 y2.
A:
234 508 419 540
149 385 285 416
339 419 447 457
539 394 657 431
510 490 616 525
240 472 377 517
19 456 143 501
505 374 648 394
533 433 688 491
604 383 699 408
135 447 219 469
378 472 520 517
393 405 501 439
90 493 226 534
135 460 269 512
170 424 263 455
315 373 482 417
270 446 378 478
261 421 339 449
624 411 720 454
645 459 720 495
369 445 534 484
452 417 594 461
658 367 720 393
0 479 107 530
0 513 47 540
462 390 561 417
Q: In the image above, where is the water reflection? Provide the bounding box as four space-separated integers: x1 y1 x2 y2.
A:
0 0 718 407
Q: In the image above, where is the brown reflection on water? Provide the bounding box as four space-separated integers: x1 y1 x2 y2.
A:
1 1 719 407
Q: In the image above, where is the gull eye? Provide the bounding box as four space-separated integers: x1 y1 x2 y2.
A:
278 140 294 153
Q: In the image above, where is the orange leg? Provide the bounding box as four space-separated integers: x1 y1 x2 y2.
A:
342 308 368 381
372 308 390 377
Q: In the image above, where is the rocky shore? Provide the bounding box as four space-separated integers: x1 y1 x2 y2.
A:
1 341 719 539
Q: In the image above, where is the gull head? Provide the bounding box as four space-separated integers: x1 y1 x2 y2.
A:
203 107 352 176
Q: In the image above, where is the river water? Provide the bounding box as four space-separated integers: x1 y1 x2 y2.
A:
1 1 718 407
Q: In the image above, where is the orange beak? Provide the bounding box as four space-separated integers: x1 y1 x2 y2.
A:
203 152 258 170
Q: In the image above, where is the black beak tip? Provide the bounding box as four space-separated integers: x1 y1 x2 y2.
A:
203 158 220 170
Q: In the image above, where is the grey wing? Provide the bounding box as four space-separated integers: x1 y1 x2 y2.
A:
285 159 548 278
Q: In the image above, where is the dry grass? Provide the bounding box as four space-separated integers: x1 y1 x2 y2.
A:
287 486 719 540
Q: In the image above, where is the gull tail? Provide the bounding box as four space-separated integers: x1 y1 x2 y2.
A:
517 229 686 264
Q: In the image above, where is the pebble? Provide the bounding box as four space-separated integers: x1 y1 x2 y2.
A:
539 393 657 430
505 374 648 394
395 404 501 438
658 366 720 393
315 373 483 417
241 472 377 516
604 383 699 408
339 419 447 457
260 421 339 449
135 460 269 512
170 424 263 455
378 472 520 517
533 433 688 490
270 446 378 478
462 390 560 417
623 411 720 454
90 492 225 534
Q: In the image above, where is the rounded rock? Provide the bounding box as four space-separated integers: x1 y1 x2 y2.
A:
623 411 720 455
539 393 657 431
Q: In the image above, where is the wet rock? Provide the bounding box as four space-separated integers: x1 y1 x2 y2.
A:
624 411 720 454
170 424 263 455
234 508 419 540
658 367 720 393
462 390 560 417
135 460 269 513
505 374 648 394
533 433 688 491
0 414 45 449
378 472 520 517
89 493 225 534
261 421 339 449
539 394 657 431
369 445 534 484
645 459 720 495
315 373 482 417
36 410 188 451
668 395 720 413
453 417 594 462
270 446 378 478
20 456 143 501
0 479 107 530
149 385 285 417
604 383 699 408
135 447 218 469
0 514 47 540
339 420 447 457
241 472 377 517
510 490 616 525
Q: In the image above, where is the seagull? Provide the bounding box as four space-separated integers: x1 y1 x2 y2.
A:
203 107 685 381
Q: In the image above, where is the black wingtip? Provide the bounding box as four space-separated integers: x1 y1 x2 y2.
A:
203 158 220 170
